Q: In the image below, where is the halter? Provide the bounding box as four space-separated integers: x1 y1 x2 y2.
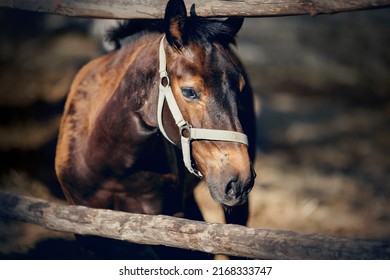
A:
157 36 249 178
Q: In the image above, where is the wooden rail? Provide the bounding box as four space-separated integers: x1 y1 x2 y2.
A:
0 0 389 19
0 191 389 259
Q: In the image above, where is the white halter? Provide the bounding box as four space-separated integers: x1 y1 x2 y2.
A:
157 36 249 178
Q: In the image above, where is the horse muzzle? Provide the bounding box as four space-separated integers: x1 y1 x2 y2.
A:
199 144 256 207
222 169 256 206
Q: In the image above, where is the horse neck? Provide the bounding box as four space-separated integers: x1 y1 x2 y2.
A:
85 34 164 166
111 33 163 138
127 33 166 131
121 33 178 143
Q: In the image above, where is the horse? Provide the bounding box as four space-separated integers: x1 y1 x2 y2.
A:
55 0 256 258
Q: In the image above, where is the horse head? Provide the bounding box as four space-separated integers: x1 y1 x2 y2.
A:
158 0 256 207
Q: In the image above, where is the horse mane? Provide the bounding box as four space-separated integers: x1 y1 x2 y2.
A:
105 19 164 49
106 16 239 50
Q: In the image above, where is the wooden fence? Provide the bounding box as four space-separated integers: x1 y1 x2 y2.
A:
0 192 389 259
0 0 389 19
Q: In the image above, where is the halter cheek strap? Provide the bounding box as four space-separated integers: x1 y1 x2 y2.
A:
157 36 249 178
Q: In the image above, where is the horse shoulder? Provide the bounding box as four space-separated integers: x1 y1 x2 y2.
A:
55 52 123 199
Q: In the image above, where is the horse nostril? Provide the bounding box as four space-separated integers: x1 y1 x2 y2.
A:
225 178 240 199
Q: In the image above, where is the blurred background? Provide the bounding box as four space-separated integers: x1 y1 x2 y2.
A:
0 7 389 259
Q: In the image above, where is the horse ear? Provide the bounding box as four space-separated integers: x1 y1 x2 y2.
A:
223 17 244 37
164 0 188 49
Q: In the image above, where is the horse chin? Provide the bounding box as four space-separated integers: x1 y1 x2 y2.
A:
221 195 249 208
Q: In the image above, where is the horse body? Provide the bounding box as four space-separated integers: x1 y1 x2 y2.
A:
55 0 256 239
56 33 186 215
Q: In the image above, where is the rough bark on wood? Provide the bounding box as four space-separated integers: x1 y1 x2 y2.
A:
0 191 389 259
0 0 389 19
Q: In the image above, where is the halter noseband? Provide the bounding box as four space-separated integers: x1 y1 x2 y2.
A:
157 36 249 178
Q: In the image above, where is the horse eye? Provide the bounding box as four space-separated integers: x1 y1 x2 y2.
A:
181 87 199 100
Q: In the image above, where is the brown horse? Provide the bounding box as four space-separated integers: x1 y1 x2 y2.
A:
55 0 256 257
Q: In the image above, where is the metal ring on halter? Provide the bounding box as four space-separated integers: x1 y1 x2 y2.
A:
160 71 170 87
180 123 191 139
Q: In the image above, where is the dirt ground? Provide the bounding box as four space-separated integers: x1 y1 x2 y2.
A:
0 8 389 259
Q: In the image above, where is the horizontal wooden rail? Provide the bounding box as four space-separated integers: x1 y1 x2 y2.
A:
0 191 389 259
0 0 389 19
